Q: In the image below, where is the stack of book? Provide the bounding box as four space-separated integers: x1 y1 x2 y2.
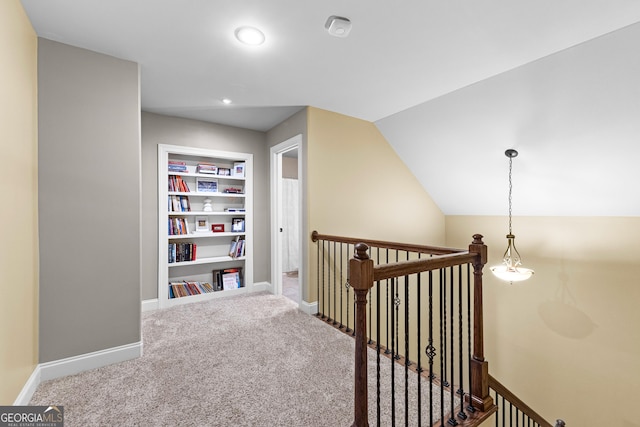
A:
168 161 188 173
168 242 197 263
168 281 215 298
197 163 217 174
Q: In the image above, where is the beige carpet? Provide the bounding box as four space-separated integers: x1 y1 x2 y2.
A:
29 292 454 426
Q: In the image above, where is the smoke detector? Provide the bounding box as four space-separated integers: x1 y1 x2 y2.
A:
325 16 352 37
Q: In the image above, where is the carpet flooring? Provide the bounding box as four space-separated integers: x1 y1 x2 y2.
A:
29 292 454 426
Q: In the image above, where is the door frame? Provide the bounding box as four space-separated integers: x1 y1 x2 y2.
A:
270 134 303 303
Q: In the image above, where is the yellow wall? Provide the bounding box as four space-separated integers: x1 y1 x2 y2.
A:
0 0 39 405
446 216 640 427
306 107 445 301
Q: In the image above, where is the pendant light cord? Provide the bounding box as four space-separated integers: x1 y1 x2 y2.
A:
508 155 513 235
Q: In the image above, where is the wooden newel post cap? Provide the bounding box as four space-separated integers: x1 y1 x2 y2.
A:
472 234 484 244
354 243 370 260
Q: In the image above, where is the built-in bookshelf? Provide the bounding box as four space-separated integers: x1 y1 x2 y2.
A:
158 144 253 308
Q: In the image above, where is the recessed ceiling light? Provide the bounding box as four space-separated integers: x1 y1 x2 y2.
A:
235 26 265 46
222 98 232 105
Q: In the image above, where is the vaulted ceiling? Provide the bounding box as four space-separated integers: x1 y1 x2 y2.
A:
21 0 640 216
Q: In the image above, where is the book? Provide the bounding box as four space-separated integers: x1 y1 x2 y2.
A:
229 235 240 257
222 267 243 289
197 163 218 174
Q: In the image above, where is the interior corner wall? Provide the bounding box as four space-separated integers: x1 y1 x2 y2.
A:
0 0 38 405
38 39 141 362
140 112 269 300
305 107 445 301
445 215 640 427
266 108 308 297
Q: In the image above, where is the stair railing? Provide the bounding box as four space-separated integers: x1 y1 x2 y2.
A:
311 231 494 426
489 375 565 427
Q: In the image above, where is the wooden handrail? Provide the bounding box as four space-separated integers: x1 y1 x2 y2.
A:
311 230 466 255
489 374 556 427
372 251 476 281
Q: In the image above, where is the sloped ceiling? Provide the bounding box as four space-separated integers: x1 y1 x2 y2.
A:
20 0 640 216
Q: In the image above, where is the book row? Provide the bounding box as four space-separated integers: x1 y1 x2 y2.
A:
169 217 189 235
168 281 214 298
197 162 246 178
169 195 191 212
168 242 197 263
168 175 190 192
168 161 246 178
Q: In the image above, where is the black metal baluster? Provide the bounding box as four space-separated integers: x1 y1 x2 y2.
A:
502 395 505 427
416 255 422 426
448 266 457 426
391 276 396 426
394 250 400 359
457 264 467 421
466 264 475 413
322 240 327 319
332 241 337 325
376 277 381 427
509 402 513 426
316 239 321 317
345 244 351 333
404 274 409 427
385 249 391 354
426 270 435 427
339 242 344 328
442 267 448 387
439 269 445 425
369 247 378 345
494 391 498 427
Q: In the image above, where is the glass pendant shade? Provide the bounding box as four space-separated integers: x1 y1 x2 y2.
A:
490 234 534 282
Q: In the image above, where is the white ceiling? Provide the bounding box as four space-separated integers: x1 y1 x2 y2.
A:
21 0 640 216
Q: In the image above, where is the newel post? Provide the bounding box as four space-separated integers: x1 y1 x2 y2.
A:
468 234 493 412
350 243 374 427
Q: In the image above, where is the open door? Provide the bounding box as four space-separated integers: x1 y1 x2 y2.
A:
270 135 302 304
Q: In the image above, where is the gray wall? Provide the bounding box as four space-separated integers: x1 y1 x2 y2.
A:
38 39 141 362
141 112 269 300
266 108 308 299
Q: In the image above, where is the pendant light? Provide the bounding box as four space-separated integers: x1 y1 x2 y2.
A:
490 149 534 282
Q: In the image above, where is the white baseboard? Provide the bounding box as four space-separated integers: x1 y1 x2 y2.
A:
40 341 142 382
13 366 41 405
300 300 318 315
141 298 159 312
252 281 271 293
13 341 142 405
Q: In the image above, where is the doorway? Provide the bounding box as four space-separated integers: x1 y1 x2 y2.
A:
270 135 303 304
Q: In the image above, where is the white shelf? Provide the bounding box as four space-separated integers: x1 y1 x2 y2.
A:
168 232 245 240
165 287 248 307
168 256 246 267
168 171 246 181
168 211 246 216
168 191 245 198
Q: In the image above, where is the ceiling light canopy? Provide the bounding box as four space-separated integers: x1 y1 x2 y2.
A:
235 26 265 45
490 149 534 283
